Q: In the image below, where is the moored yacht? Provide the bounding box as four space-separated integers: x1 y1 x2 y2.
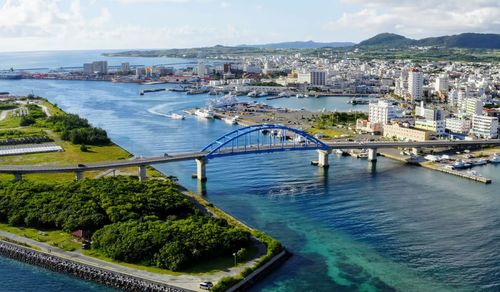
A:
195 109 214 119
222 115 239 125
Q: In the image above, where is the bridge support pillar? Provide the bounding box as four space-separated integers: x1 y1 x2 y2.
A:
317 150 329 168
195 158 208 181
138 165 147 181
368 148 377 162
13 173 22 181
75 171 83 180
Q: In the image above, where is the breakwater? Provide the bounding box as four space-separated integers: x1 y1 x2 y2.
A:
0 240 187 292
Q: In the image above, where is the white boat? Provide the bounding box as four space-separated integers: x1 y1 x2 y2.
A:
472 158 488 166
247 91 257 97
489 154 500 163
222 115 239 125
258 92 268 97
452 160 466 169
195 109 214 119
170 113 185 120
207 94 238 109
296 93 304 98
304 94 309 98
278 92 289 98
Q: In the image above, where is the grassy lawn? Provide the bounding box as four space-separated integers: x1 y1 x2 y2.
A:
307 127 351 139
0 223 80 251
83 243 258 275
0 113 21 128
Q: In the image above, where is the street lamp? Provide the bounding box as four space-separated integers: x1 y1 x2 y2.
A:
233 252 237 266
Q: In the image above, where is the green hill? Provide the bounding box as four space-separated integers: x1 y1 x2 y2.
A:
359 32 500 49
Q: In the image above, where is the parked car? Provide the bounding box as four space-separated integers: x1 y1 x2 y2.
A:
199 281 213 290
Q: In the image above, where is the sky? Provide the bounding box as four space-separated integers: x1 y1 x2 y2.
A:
0 0 498 52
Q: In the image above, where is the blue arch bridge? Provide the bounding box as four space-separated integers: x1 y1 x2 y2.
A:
1 124 500 182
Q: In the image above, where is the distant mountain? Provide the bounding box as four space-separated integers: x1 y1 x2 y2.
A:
358 33 500 49
238 40 354 49
418 33 500 49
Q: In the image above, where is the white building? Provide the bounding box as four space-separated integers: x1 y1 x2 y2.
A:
92 61 108 74
445 118 471 134
464 98 483 116
369 101 396 125
408 68 423 100
197 62 206 78
310 70 326 86
435 74 448 93
121 62 130 73
83 63 93 75
471 115 498 138
416 101 445 121
297 72 311 84
415 119 445 135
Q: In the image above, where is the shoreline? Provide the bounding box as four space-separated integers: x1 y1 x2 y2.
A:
0 239 186 292
0 97 289 291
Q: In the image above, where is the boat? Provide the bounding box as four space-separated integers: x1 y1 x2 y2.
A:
472 158 488 166
222 115 239 125
194 109 214 119
349 98 369 105
0 72 22 80
247 91 257 97
304 94 309 98
169 87 187 92
452 160 466 169
296 93 304 98
170 113 185 120
357 150 368 159
207 94 238 109
140 88 165 95
489 154 500 163
278 92 289 98
258 92 268 97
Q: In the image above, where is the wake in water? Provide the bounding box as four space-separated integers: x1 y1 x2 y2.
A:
147 103 185 119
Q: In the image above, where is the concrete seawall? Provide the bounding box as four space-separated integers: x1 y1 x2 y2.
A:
0 240 188 292
228 249 292 292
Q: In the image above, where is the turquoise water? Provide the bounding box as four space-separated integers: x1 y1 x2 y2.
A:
0 256 115 292
0 52 499 291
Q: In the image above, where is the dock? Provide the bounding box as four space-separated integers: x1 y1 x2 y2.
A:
379 149 492 184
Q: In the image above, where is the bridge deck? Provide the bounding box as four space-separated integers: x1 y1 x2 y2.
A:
0 140 499 174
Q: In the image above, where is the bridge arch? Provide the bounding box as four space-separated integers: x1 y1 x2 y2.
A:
201 124 330 159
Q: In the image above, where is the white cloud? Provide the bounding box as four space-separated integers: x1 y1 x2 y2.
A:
327 0 500 40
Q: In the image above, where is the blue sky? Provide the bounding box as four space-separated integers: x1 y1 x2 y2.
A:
0 0 498 51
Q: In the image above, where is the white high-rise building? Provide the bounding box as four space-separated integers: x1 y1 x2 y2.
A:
369 101 396 125
464 98 483 116
471 115 498 138
448 89 458 106
121 62 130 73
408 68 424 100
435 74 448 93
310 70 326 86
197 62 206 78
83 63 93 75
91 61 108 74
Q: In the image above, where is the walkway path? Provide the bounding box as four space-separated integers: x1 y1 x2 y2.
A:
0 230 262 291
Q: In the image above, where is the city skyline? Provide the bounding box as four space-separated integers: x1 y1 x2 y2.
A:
0 0 499 52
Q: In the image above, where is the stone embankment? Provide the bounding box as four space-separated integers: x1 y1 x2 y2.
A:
0 240 187 292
